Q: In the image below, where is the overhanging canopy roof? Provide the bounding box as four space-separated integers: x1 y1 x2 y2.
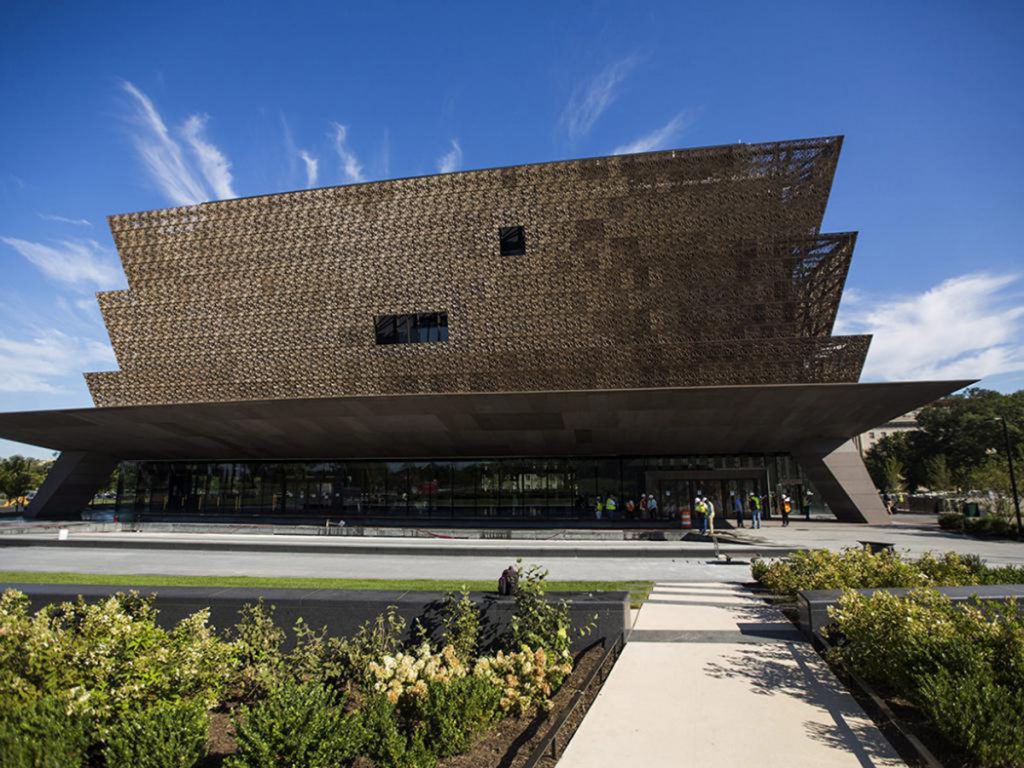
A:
0 381 970 461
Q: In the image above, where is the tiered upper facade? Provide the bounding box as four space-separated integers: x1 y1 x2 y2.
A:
87 136 868 407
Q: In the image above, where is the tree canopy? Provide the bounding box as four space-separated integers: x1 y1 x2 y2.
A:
864 388 1023 493
0 455 53 507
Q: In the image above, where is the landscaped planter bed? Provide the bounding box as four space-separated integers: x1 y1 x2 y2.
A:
0 563 621 768
752 547 1024 767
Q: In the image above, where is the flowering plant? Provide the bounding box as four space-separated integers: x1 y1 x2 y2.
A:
473 645 572 715
368 641 466 703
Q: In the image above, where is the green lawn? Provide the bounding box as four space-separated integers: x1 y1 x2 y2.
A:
0 571 653 608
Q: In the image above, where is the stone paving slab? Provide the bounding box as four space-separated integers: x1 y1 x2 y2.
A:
557 581 904 768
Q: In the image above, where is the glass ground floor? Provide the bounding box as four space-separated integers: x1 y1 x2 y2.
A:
113 454 831 526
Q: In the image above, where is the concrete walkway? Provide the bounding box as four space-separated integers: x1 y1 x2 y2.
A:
558 582 904 767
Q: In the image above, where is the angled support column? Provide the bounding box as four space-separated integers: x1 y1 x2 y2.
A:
793 440 890 525
25 451 119 521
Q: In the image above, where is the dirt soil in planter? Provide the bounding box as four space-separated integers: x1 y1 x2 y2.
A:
436 643 606 768
197 644 610 768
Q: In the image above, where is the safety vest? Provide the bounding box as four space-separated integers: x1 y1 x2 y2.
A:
695 500 707 514
595 499 604 512
606 498 617 511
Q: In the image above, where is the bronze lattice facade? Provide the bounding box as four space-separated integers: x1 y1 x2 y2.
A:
87 136 867 408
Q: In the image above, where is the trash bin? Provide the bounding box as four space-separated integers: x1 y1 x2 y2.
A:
962 502 981 518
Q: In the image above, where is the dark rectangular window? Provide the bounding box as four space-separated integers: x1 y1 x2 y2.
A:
375 312 449 345
499 226 526 256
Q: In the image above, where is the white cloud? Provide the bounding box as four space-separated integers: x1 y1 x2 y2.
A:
330 122 365 183
612 112 693 155
38 214 92 227
181 114 236 200
0 329 115 394
1 237 123 289
560 56 636 141
437 139 462 173
835 272 1024 381
121 81 210 205
299 150 318 187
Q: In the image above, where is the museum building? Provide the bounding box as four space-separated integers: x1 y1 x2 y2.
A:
0 136 969 525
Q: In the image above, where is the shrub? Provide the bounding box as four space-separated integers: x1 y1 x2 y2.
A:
0 696 90 768
0 589 232 731
332 605 408 689
103 698 209 768
227 678 362 768
440 587 480 663
417 674 502 757
508 562 574 659
368 641 467 703
473 646 572 715
753 547 925 599
918 667 1024 767
229 600 285 701
356 694 436 768
753 547 1024 599
831 589 1024 766
938 512 964 531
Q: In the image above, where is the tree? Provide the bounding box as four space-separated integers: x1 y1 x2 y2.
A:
0 455 50 510
881 457 906 494
923 454 953 491
865 432 913 491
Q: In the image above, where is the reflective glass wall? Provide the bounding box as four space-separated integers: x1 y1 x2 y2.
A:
115 454 824 525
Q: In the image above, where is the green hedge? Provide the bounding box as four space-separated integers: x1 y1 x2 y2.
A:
751 547 1024 600
831 589 1024 767
939 512 1020 538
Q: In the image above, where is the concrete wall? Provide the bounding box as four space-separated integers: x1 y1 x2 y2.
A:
4 583 630 652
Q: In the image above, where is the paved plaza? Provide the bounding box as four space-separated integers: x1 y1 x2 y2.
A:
0 514 1020 583
559 581 904 767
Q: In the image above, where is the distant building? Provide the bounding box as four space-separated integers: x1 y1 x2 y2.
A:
854 410 921 457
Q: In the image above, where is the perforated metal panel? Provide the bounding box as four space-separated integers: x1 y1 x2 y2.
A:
87 136 868 407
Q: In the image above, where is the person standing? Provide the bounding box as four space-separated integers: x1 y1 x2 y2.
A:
626 498 636 520
732 492 744 528
605 494 618 521
696 496 708 535
781 494 791 527
647 494 659 520
595 495 604 521
705 496 716 536
639 493 648 520
748 492 761 529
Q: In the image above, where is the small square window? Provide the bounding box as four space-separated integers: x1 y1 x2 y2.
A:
499 226 526 256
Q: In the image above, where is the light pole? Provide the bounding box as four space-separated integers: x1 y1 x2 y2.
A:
993 416 1023 539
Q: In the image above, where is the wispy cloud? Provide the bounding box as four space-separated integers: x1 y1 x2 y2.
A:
38 214 92 227
0 329 115 394
299 150 318 187
1 237 123 289
835 273 1024 381
437 139 463 173
331 122 365 183
560 56 636 141
181 114 236 200
121 81 210 205
612 112 694 155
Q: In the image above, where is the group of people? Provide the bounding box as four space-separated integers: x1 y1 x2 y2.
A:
593 493 661 521
593 488 800 528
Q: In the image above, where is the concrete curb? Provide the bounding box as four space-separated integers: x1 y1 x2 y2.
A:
0 535 801 559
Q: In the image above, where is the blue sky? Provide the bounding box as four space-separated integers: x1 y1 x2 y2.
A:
2 1 1023 458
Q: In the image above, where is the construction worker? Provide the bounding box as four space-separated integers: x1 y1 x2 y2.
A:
594 495 604 521
705 496 716 536
748 492 762 529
